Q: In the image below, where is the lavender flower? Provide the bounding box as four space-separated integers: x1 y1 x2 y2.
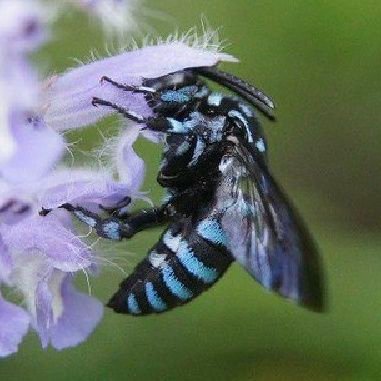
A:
0 168 136 356
0 0 238 357
0 0 129 357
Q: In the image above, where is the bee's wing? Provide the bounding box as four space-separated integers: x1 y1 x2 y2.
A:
216 146 325 311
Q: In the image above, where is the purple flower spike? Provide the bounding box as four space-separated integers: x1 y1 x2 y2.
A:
43 40 238 131
0 296 30 358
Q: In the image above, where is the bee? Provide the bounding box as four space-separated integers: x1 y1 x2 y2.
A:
57 66 325 315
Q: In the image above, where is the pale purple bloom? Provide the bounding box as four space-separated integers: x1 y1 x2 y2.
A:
47 276 103 350
0 0 238 357
0 0 117 357
0 163 138 356
0 204 113 354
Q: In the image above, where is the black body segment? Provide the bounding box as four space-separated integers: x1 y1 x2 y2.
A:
108 217 233 315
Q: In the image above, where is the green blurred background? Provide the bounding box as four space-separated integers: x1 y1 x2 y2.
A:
2 1 381 380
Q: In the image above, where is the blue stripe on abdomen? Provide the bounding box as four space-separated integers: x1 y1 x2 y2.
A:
162 230 182 253
177 240 219 284
127 293 141 315
196 218 228 247
145 282 167 312
162 265 193 301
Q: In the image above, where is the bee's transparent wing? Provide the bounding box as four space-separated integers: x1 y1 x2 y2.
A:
216 147 325 311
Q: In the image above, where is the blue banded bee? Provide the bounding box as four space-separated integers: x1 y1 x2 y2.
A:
54 66 325 315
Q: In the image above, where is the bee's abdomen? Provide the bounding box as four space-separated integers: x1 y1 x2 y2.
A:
107 218 233 315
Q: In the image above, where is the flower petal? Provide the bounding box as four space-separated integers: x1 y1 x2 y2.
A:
1 214 93 272
39 168 132 210
49 276 103 350
43 42 237 131
116 125 145 192
34 274 54 349
0 116 64 184
0 296 30 357
0 235 12 283
0 0 47 54
0 191 32 225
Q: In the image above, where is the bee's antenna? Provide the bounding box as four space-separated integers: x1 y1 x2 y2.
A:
192 67 276 121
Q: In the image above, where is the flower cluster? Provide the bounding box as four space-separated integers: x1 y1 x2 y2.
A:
0 0 237 357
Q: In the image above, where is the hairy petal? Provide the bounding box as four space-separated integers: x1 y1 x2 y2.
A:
1 214 93 272
27 269 102 350
43 42 237 130
49 276 103 350
39 168 133 210
0 296 30 358
116 125 145 192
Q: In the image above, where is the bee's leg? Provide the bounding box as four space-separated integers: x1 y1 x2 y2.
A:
57 203 170 240
92 83 197 135
100 76 156 94
91 96 179 134
92 97 147 123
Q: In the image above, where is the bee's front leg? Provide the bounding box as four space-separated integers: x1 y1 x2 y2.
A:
41 203 170 241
